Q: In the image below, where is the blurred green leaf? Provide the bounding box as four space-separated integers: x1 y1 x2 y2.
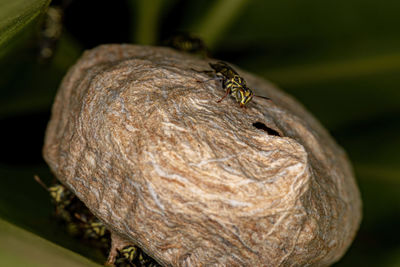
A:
356 164 400 222
332 113 400 266
383 248 400 267
0 218 101 267
215 0 400 52
0 0 82 119
280 71 400 130
0 0 50 57
0 31 82 119
334 112 400 167
262 52 400 86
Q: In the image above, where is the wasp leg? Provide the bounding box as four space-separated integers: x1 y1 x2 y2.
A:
191 68 222 84
190 68 213 75
216 88 231 103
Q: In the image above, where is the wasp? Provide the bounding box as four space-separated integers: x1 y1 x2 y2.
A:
34 175 111 254
74 213 108 240
114 245 161 267
197 61 271 107
34 175 89 236
37 6 63 63
74 212 111 254
34 175 77 222
37 0 74 63
114 245 138 267
164 32 209 57
137 250 161 267
34 175 72 205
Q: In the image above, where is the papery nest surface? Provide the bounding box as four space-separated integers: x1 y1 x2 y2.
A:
43 44 362 267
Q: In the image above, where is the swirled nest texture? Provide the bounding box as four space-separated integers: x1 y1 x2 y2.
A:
43 44 361 266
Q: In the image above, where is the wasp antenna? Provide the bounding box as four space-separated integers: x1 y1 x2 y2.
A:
190 68 213 74
190 67 201 72
34 175 49 191
255 95 273 102
214 61 227 65
195 77 221 85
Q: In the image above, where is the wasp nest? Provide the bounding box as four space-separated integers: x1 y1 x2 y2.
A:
43 44 362 266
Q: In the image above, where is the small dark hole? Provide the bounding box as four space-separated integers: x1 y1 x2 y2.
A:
252 122 281 136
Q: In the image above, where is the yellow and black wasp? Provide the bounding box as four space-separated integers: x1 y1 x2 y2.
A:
197 61 271 107
34 175 72 205
137 250 161 267
34 175 77 223
34 175 111 255
114 245 138 267
164 32 209 57
74 213 108 239
74 212 111 254
114 245 161 267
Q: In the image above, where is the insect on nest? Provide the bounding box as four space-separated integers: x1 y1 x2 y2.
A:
196 61 271 107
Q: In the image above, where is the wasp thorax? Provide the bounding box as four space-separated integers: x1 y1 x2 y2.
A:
43 44 361 267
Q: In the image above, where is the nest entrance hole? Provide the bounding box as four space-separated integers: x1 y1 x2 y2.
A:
252 122 281 136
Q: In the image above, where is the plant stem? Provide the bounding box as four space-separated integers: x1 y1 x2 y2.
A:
131 0 163 45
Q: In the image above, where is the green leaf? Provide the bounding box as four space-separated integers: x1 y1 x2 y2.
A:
0 218 101 267
0 32 82 119
0 0 51 56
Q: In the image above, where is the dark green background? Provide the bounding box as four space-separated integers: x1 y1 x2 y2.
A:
1 0 399 266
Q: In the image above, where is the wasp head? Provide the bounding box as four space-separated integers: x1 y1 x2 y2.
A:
237 87 254 107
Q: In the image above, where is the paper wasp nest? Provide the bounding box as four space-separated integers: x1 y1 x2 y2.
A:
43 44 362 266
